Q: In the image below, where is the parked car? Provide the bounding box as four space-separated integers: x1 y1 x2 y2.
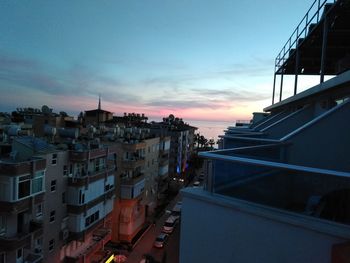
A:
193 181 200 187
154 233 169 248
171 202 182 219
162 215 178 234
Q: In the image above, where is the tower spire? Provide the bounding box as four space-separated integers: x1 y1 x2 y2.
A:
97 94 101 128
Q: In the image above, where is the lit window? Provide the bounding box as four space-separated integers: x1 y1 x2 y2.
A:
50 180 56 192
48 239 54 251
49 211 55 223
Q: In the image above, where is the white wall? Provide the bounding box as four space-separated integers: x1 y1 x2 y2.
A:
180 189 348 263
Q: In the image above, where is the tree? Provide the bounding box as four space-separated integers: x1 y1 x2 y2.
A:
208 138 215 149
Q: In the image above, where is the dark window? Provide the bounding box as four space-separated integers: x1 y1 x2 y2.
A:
36 204 43 217
63 165 68 176
62 192 66 204
18 177 30 199
49 239 54 251
16 248 22 259
50 180 56 192
51 153 57 165
49 211 55 222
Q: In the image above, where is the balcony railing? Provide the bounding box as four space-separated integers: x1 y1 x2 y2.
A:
0 158 46 176
275 0 337 71
200 146 350 228
68 165 115 186
122 157 145 169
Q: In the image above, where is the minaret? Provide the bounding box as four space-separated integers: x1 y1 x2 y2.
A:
97 94 101 128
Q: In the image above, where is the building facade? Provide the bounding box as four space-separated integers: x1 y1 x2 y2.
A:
180 1 350 262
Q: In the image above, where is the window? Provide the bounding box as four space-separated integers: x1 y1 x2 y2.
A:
63 165 68 176
32 171 44 194
51 153 57 165
36 204 43 218
48 239 54 251
0 215 5 236
49 210 55 223
79 190 85 204
85 211 100 228
69 164 73 176
50 180 56 192
16 248 23 260
18 176 30 199
62 192 66 204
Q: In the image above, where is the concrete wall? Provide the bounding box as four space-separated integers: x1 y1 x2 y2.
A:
180 189 347 263
42 151 68 262
285 99 350 172
262 106 314 139
252 110 290 131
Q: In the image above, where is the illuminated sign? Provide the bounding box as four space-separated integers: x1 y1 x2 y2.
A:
104 254 114 263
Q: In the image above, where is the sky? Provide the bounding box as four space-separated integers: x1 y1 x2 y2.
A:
0 0 321 122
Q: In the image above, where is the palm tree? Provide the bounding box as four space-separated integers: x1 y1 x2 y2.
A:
208 138 215 149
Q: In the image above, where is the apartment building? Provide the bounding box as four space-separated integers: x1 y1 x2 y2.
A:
111 127 161 244
180 1 350 262
0 127 118 263
0 156 45 263
157 136 171 205
150 115 196 180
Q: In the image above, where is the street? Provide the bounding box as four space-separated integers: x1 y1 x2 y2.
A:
125 193 182 263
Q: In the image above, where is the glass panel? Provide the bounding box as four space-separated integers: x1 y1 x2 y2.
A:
18 180 30 199
32 177 43 194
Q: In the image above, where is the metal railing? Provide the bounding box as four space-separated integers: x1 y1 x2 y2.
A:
275 0 337 71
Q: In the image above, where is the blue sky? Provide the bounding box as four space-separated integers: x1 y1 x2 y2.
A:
0 0 316 121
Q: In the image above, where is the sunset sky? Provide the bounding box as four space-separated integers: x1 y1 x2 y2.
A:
0 0 320 121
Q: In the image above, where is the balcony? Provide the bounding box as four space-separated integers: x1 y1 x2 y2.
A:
199 145 350 230
0 220 43 251
67 165 115 187
25 253 43 263
65 220 112 262
69 148 108 162
122 157 145 170
181 146 350 262
120 174 145 199
0 158 46 176
122 141 146 152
